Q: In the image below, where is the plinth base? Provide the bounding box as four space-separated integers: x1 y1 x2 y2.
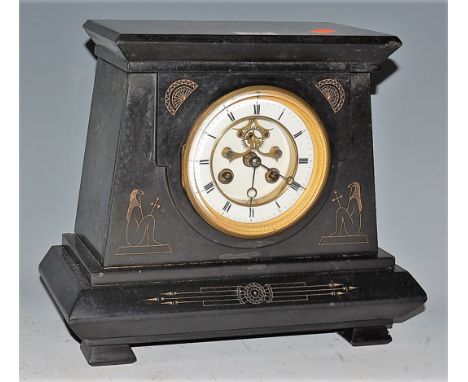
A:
39 235 426 366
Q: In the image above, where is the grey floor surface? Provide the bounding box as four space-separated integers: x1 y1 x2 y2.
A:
20 299 444 381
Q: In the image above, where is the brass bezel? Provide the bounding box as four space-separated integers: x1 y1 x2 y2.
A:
182 85 330 239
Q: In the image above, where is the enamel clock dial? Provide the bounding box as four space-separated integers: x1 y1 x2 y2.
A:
182 86 330 238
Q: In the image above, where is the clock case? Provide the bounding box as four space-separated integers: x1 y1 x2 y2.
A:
39 20 426 366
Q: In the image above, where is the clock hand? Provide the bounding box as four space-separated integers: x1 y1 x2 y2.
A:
248 166 258 205
251 166 257 188
259 163 306 190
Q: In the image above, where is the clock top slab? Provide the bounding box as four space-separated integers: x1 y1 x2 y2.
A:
84 20 401 68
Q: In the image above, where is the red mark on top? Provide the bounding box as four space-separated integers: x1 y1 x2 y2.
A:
311 28 336 34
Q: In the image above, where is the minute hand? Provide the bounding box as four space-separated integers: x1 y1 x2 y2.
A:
259 163 306 191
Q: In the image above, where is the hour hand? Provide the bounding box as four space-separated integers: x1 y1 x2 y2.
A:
222 147 249 162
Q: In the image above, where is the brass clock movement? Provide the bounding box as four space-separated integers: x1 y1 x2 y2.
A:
39 20 426 366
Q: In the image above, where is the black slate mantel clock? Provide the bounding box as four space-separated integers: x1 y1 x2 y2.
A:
39 20 426 366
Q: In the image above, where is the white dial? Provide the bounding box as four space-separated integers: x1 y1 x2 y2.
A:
182 86 329 238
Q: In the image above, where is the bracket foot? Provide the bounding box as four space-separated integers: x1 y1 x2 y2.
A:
338 326 392 346
80 340 136 366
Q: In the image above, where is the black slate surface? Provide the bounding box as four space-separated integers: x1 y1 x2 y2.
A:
83 20 401 64
84 20 393 38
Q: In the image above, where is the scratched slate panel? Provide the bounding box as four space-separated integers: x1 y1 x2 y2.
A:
103 72 168 267
156 72 348 254
158 72 377 254
75 59 128 262
89 70 378 267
